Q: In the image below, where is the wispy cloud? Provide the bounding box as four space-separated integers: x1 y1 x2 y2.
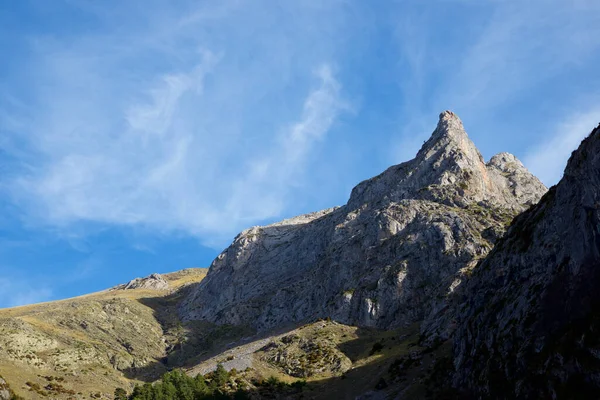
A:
524 107 600 186
387 0 600 166
2 2 352 247
14 63 345 246
221 65 347 232
3 0 600 253
445 1 600 112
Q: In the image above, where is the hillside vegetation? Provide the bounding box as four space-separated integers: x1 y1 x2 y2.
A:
0 269 211 399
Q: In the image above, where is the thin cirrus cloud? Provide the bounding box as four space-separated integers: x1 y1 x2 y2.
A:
13 60 347 246
223 65 348 229
2 0 600 254
388 0 600 169
2 2 355 247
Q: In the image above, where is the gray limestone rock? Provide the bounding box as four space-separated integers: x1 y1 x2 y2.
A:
115 273 170 291
0 377 12 400
180 111 546 333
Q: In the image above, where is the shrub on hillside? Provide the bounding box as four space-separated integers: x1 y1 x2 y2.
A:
119 364 307 400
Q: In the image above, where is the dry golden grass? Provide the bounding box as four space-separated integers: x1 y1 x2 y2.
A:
0 268 208 399
0 267 439 399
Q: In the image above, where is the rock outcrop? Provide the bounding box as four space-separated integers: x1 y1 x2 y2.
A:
453 122 600 399
114 273 170 291
0 376 13 400
181 111 546 332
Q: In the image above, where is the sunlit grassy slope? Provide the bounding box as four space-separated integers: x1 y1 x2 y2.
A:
0 268 450 399
0 269 209 399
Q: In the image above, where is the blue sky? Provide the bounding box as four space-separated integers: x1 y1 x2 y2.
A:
1 0 600 308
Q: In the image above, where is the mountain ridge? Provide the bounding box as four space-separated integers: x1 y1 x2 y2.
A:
11 111 600 400
348 110 542 211
180 111 546 333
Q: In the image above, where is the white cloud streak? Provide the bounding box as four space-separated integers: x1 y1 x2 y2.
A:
3 2 351 247
223 65 347 229
388 0 600 168
14 61 346 245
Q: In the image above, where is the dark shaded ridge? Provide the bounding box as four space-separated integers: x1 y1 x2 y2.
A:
452 122 600 399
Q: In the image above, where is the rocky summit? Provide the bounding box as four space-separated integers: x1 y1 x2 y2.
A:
180 111 547 332
452 122 600 399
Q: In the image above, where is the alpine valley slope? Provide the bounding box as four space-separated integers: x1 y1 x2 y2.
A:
181 111 547 333
0 269 217 399
452 121 600 399
0 111 557 399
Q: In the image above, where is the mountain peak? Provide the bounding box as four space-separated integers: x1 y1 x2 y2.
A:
346 111 545 210
437 110 465 135
418 110 478 161
113 272 170 291
182 113 547 333
563 122 600 179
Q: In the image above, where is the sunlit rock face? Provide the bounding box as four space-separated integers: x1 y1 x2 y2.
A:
181 111 546 332
114 273 170 291
453 122 600 399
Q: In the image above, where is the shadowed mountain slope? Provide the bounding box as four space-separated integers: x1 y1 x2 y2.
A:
453 122 600 399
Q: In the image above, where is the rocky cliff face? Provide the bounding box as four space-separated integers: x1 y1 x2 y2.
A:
453 123 600 399
181 111 546 332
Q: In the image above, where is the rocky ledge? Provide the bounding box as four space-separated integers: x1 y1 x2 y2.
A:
113 273 170 291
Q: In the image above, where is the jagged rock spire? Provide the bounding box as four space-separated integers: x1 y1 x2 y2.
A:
426 111 471 145
417 110 483 163
348 111 545 211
